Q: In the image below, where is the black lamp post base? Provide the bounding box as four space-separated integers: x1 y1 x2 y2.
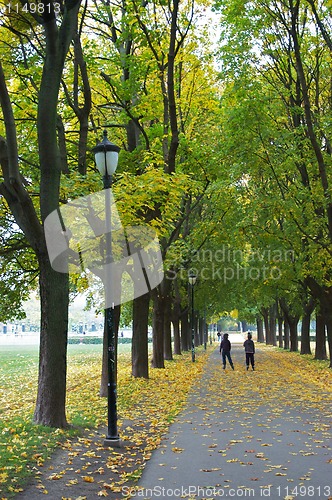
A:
104 436 122 448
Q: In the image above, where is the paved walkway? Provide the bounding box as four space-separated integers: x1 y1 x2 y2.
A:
136 344 332 500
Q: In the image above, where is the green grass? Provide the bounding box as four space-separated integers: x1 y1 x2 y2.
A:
0 346 38 384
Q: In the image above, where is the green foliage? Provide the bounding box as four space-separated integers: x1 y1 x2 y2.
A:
0 208 38 320
204 0 332 320
2 0 332 336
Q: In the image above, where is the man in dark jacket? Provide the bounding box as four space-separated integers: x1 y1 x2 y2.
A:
219 333 234 370
243 332 255 371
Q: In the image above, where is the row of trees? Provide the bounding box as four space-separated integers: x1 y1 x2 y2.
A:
212 0 332 362
0 0 331 428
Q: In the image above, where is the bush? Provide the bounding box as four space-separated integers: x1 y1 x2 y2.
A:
68 337 102 345
67 336 152 345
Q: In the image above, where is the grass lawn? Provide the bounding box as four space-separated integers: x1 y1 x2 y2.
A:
0 344 100 495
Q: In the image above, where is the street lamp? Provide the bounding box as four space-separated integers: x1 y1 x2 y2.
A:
203 303 207 350
92 130 121 447
188 271 197 362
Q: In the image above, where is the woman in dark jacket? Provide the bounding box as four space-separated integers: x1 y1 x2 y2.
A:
219 333 234 370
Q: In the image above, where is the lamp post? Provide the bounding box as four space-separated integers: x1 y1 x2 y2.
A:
188 271 197 362
203 303 207 350
92 130 121 447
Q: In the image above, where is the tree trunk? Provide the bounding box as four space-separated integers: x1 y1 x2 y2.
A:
163 294 173 360
199 317 204 345
278 316 283 349
325 292 332 366
289 319 299 352
152 290 165 368
300 313 311 354
132 292 150 378
306 279 331 365
256 316 264 343
241 320 248 332
325 316 332 368
165 0 180 174
261 307 271 344
319 290 332 366
315 312 327 360
203 319 207 348
284 318 290 350
279 299 299 352
269 303 277 346
300 299 314 355
34 257 69 427
180 308 189 351
172 304 181 356
194 313 200 346
1 2 81 428
171 279 181 355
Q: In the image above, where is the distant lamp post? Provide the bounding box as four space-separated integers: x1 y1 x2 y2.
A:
92 130 121 447
203 304 207 350
188 271 197 362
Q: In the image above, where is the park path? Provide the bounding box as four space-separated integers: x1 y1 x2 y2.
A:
136 342 332 500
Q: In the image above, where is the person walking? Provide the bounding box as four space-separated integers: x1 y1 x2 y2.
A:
219 333 234 370
244 332 255 371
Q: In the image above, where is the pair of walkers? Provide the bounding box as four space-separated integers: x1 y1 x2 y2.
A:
219 333 255 371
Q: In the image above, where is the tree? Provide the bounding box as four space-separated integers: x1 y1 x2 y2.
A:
0 0 82 426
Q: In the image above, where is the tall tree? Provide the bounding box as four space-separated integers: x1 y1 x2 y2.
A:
0 0 82 426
